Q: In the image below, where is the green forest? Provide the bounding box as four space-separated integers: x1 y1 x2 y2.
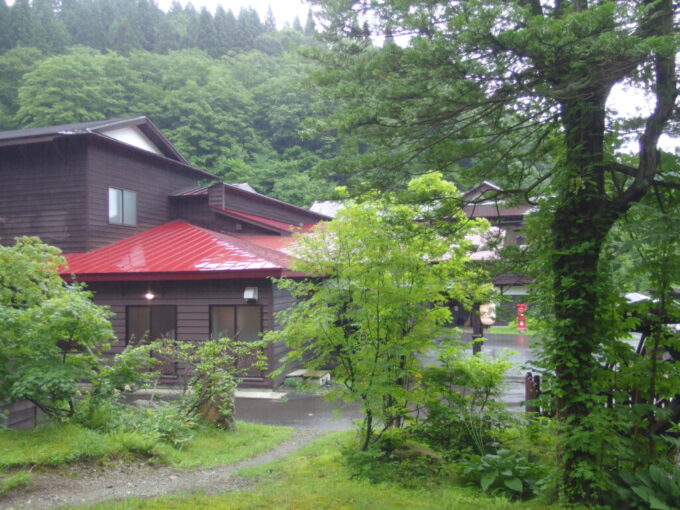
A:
0 0 336 206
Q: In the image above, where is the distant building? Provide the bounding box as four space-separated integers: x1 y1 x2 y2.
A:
310 181 533 325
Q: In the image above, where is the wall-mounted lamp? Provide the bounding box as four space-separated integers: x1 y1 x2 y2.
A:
144 290 156 301
243 287 258 302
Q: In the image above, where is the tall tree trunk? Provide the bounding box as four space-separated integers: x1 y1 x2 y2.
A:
550 93 622 501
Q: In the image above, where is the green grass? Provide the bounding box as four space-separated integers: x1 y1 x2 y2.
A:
76 432 581 510
163 422 292 470
0 422 291 471
487 326 535 336
0 470 31 495
0 424 125 468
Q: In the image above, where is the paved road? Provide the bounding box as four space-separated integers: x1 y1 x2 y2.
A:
234 331 539 426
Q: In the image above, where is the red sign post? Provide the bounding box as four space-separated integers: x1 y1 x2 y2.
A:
516 303 527 330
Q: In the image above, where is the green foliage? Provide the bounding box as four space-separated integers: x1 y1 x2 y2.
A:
161 337 267 430
0 421 292 475
110 403 199 449
0 46 335 206
461 449 541 500
309 1 678 502
342 429 447 487
611 465 680 510
267 173 492 449
0 237 114 420
416 343 512 457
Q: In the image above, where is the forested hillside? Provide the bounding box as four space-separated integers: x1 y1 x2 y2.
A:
0 0 337 206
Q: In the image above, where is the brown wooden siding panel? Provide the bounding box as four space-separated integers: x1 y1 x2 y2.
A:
87 279 275 387
84 138 200 251
0 401 38 429
0 139 89 252
172 197 276 235
224 189 319 226
269 282 296 384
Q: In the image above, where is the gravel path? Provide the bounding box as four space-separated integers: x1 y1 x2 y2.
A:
0 428 326 510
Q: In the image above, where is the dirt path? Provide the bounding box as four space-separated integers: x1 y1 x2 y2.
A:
0 428 326 510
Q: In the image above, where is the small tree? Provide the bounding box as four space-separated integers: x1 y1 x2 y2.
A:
0 237 115 419
161 337 267 430
267 173 492 449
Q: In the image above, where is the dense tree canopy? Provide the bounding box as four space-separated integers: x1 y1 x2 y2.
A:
308 0 678 503
0 0 339 207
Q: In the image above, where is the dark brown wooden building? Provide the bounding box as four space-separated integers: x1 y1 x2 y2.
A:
0 117 329 389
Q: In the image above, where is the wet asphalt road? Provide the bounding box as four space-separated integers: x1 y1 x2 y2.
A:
234 331 539 427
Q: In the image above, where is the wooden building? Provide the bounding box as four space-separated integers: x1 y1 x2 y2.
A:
0 117 329 389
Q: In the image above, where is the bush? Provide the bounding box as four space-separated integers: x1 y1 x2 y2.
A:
460 449 541 500
343 429 447 487
611 465 680 510
121 402 198 449
161 337 266 430
415 344 512 458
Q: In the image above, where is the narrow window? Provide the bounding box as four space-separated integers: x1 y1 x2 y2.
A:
123 190 137 226
108 188 122 224
109 188 137 226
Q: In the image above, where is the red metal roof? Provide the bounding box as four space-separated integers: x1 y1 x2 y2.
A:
234 235 299 254
61 221 297 281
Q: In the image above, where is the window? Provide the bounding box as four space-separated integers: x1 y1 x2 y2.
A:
210 306 262 341
109 188 137 226
126 305 176 344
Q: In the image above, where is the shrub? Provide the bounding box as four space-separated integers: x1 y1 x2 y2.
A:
611 465 680 510
122 402 198 448
415 344 512 458
342 429 447 487
460 449 541 500
162 337 266 430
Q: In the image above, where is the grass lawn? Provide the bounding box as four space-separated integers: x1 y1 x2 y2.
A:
486 326 535 336
77 432 582 510
0 421 292 495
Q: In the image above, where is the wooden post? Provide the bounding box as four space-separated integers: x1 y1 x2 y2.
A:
471 302 484 354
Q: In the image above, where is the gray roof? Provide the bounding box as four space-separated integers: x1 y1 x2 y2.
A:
0 117 148 142
0 116 190 165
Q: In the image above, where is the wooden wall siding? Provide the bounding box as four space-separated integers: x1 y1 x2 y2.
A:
0 400 38 429
224 188 319 226
172 196 277 235
0 139 90 252
270 282 297 386
86 279 279 387
84 138 200 251
208 184 224 208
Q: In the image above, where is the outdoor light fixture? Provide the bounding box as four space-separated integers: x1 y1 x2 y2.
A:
243 287 258 302
144 291 155 301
